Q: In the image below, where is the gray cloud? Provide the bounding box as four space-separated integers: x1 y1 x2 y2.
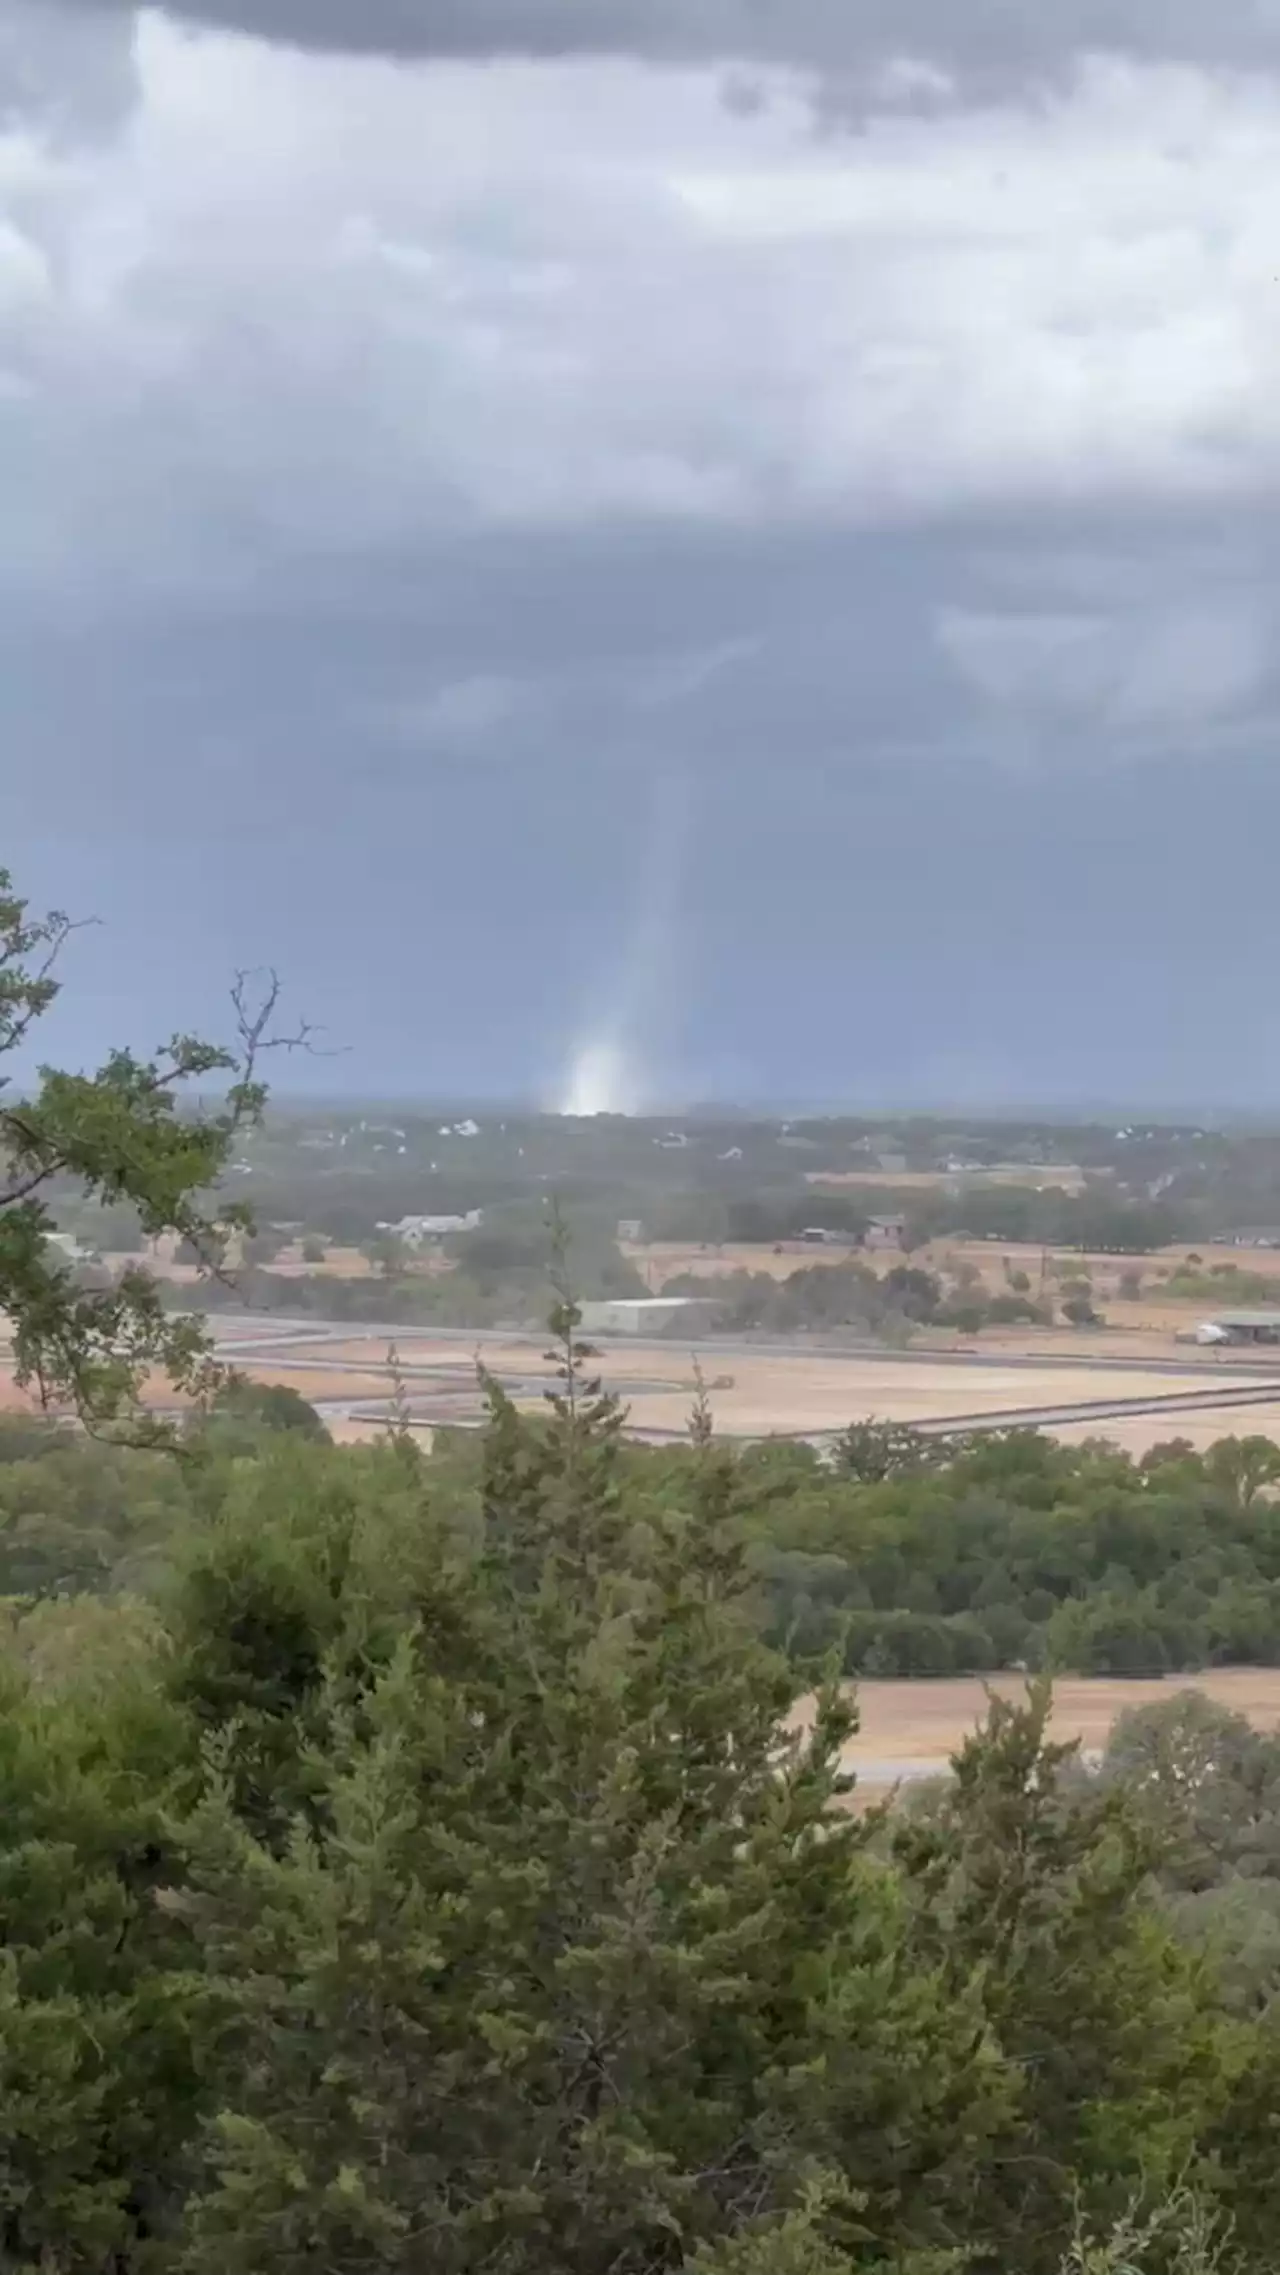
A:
0 1 135 134
9 20 1280 619
938 596 1273 737
59 0 1280 88
10 6 1280 1103
9 496 1280 1102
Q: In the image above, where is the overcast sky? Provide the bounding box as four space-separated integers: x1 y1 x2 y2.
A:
6 0 1280 1109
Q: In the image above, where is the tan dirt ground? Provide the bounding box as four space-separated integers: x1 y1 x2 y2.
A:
261 1243 380 1279
802 1166 1090 1192
8 1293 1280 1448
265 1243 458 1281
326 1416 435 1449
218 1364 412 1403
219 1342 1266 1441
628 1236 1280 1359
792 1668 1280 1792
927 1237 1280 1335
602 1359 1260 1440
624 1240 865 1283
1050 1404 1280 1457
254 1337 499 1368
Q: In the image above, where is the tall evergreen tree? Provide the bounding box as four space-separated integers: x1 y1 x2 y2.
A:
0 1634 207 2269
174 1317 1008 2275
893 1683 1232 2269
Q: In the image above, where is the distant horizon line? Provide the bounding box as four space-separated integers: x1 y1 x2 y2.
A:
240 1091 1274 1129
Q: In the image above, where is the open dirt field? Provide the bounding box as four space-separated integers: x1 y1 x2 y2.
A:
625 1240 866 1283
598 1359 1259 1441
208 1331 1271 1444
260 1243 380 1279
803 1166 1090 1192
928 1238 1280 1336
7 1300 1280 1452
628 1236 1280 1359
192 1345 1280 1454
266 1243 458 1281
1051 1404 1280 1456
120 1242 457 1285
792 1668 1280 1791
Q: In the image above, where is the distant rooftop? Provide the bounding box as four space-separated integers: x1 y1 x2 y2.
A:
592 1296 707 1311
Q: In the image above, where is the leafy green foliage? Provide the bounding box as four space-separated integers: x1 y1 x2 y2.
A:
0 1630 206 2267
159 1319 1011 2274
833 1419 943 1484
0 869 305 1428
744 1429 1280 1676
0 1348 1273 2268
199 1378 331 1453
894 1684 1230 2266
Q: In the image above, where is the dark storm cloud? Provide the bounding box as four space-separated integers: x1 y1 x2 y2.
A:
63 0 1280 84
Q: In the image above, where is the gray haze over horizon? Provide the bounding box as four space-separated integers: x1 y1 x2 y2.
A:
6 0 1280 1110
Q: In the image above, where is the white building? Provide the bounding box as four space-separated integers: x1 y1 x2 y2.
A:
379 1210 483 1248
1195 1310 1280 1347
577 1296 716 1338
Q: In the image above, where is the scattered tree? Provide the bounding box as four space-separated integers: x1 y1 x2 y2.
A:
833 1417 941 1484
202 1377 331 1446
0 867 308 1430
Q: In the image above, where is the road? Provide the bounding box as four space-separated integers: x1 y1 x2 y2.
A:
203 1312 1273 1379
908 1377 1280 1437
